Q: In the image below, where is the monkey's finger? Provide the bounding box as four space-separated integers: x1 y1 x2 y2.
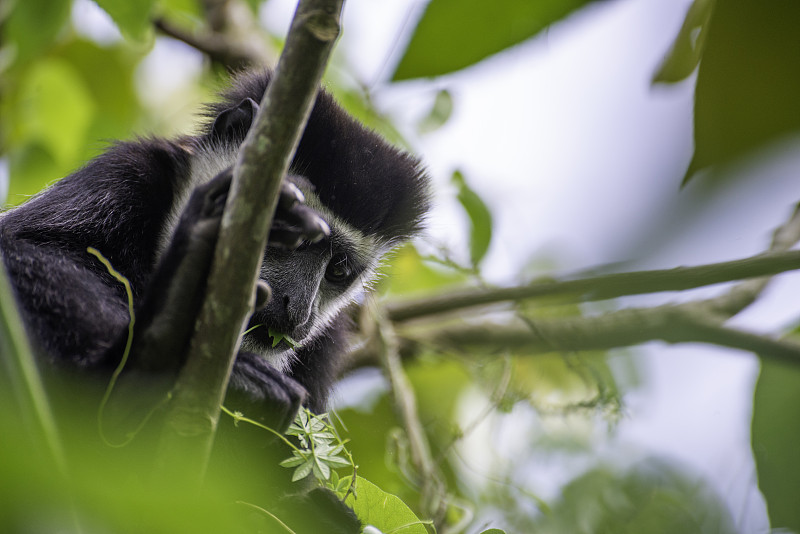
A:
278 181 305 210
267 227 305 249
281 203 330 243
254 280 272 311
200 168 233 218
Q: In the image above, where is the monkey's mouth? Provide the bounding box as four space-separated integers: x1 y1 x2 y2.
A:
265 329 298 349
243 322 306 353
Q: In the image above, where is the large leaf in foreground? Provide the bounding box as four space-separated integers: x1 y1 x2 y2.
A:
393 0 599 80
345 476 428 534
752 357 800 531
684 0 800 185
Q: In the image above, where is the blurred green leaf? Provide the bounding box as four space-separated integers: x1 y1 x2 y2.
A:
159 0 204 21
3 41 143 205
55 40 142 142
684 0 800 185
16 59 96 166
241 0 264 15
511 352 617 412
5 144 60 206
332 86 409 149
417 89 453 134
752 357 800 532
345 476 428 534
407 358 471 426
452 170 492 268
4 58 97 203
93 0 157 42
337 397 413 503
531 459 736 534
381 245 468 296
3 0 71 67
393 0 598 80
652 0 713 84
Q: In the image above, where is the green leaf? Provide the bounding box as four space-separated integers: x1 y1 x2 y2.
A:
380 246 468 296
313 457 331 480
268 328 297 348
452 170 493 268
417 89 453 134
323 456 351 469
93 0 157 42
332 87 409 149
345 477 428 534
4 0 71 66
279 454 306 468
333 473 350 497
752 357 800 531
282 408 353 485
683 0 800 185
16 59 96 168
5 144 60 207
393 0 598 80
56 40 142 143
479 530 507 534
652 0 713 84
291 460 313 482
158 0 203 21
530 460 736 533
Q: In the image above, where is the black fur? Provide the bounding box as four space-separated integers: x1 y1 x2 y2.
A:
0 70 429 531
207 71 429 242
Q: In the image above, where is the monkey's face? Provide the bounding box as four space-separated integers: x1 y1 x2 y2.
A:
240 181 385 372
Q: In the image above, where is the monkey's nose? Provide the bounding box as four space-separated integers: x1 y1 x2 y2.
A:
281 294 312 332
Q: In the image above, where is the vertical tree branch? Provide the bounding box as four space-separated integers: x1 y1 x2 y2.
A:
371 304 448 528
156 0 344 482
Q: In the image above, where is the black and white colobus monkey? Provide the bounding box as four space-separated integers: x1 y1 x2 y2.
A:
0 70 428 527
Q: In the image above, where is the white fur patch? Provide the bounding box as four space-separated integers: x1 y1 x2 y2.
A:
155 141 239 261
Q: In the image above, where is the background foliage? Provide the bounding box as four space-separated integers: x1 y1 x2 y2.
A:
3 0 800 532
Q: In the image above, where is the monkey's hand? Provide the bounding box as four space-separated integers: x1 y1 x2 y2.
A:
269 180 330 249
227 352 307 433
123 167 232 371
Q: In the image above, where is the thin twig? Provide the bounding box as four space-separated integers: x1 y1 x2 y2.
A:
705 202 800 317
387 249 800 323
154 18 265 69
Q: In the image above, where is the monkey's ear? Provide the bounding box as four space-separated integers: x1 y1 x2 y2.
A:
211 98 259 140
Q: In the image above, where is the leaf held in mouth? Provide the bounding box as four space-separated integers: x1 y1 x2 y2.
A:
268 328 298 348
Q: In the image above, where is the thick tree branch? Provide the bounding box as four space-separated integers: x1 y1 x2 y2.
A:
156 0 344 482
387 249 800 323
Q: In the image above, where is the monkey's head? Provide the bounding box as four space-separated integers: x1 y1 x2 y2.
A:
202 71 430 369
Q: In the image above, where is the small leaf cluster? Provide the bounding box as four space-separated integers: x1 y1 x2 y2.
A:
268 328 298 348
280 409 353 489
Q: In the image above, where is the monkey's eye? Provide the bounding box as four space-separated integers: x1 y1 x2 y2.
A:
325 254 352 284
